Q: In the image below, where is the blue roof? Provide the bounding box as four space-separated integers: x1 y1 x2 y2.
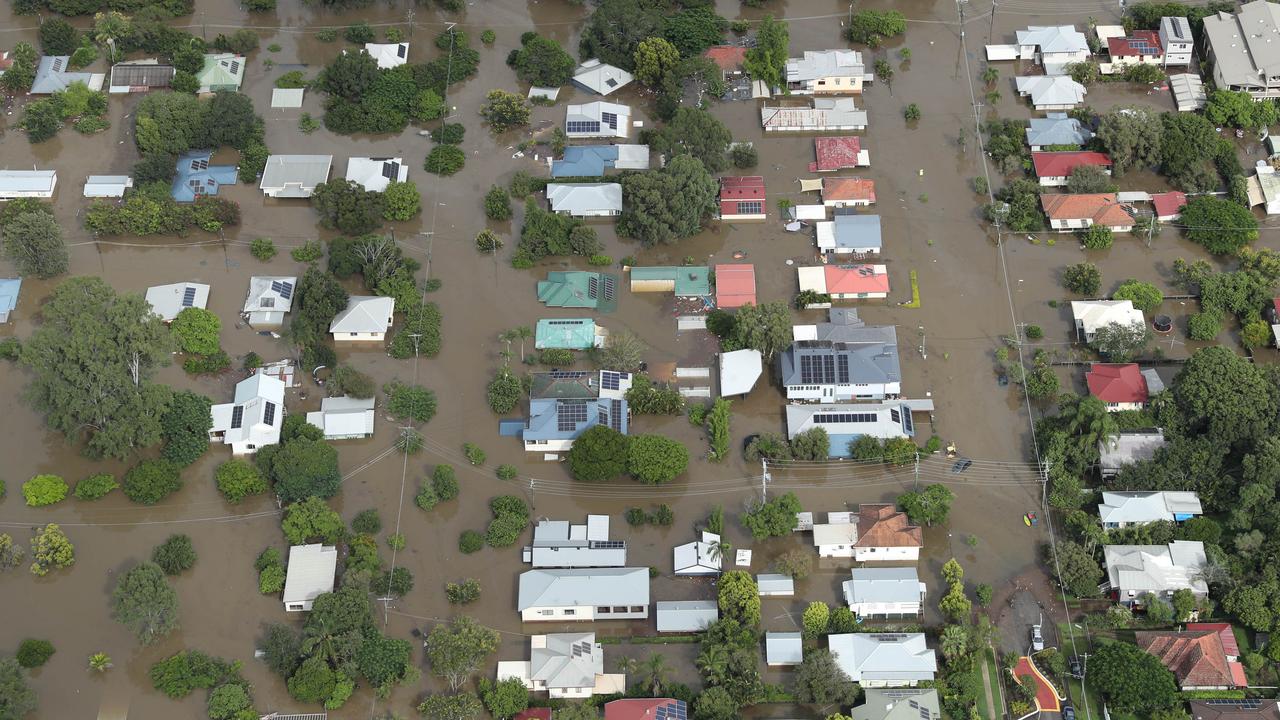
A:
171 150 239 202
551 145 620 178
0 277 21 316
832 214 882 249
522 397 629 442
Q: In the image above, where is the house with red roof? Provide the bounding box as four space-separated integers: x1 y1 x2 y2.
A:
604 698 688 720
714 263 756 308
797 264 890 300
809 136 871 172
703 46 747 78
1106 30 1164 69
822 177 876 207
1137 629 1247 690
514 710 552 720
719 175 766 221
1152 191 1188 221
1187 623 1242 661
1041 193 1134 231
1086 363 1150 411
1031 151 1113 187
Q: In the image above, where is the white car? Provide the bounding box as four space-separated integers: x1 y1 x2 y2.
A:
1031 624 1044 652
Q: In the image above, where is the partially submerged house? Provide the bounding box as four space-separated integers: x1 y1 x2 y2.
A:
655 600 718 633
522 515 626 568
31 55 104 94
573 59 633 96
364 42 409 69
1042 193 1134 231
1025 113 1093 150
196 53 245 94
1247 163 1280 215
1031 151 1113 187
1098 491 1202 528
208 370 286 454
329 295 395 342
1105 30 1165 71
761 97 868 132
243 276 297 327
766 632 804 666
843 567 926 619
719 349 763 397
816 213 882 255
1099 430 1166 478
547 183 623 217
537 271 618 310
787 403 926 456
0 170 56 199
497 633 625 699
757 574 795 596
145 281 210 322
171 150 238 203
1203 0 1280 98
1152 191 1188 220
629 266 710 298
1160 16 1194 66
786 49 869 94
829 633 937 687
703 46 748 79
534 318 607 350
986 26 1090 73
550 145 649 178
1015 75 1088 110
719 176 766 221
282 544 337 612
813 511 859 558
108 59 174 93
260 155 333 198
345 157 408 192
604 699 688 720
673 531 722 576
1070 300 1144 342
779 325 901 402
822 177 877 207
854 504 924 562
810 136 871 171
521 397 628 453
714 264 756 309
83 175 133 198
1104 540 1208 604
565 102 631 139
0 278 22 324
796 264 890 300
305 396 376 440
1137 630 1246 690
852 689 942 720
517 567 650 621
1086 362 1156 411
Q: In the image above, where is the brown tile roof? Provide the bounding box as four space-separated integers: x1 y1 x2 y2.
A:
855 504 923 549
823 177 877 203
1136 630 1238 688
1190 700 1280 720
704 46 747 72
1040 192 1133 227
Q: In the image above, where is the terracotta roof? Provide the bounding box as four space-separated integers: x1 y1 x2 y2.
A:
1086 363 1148 404
514 710 552 720
1187 623 1240 658
1109 31 1162 58
714 263 757 308
811 136 863 172
855 503 923 549
704 45 747 72
1190 699 1280 720
721 175 765 200
824 177 877 202
1040 192 1132 227
1152 191 1188 218
1031 151 1113 178
824 265 889 295
605 698 688 720
1136 630 1239 688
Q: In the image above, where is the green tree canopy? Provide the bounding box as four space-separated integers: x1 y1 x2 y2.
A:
619 155 719 246
1174 346 1278 446
742 492 802 540
259 437 340 503
110 562 180 646
644 107 732 173
311 178 385 235
1 211 68 279
425 616 500 691
663 7 729 56
567 425 631 482
160 390 212 467
1112 279 1163 312
744 15 789 87
898 483 955 526
281 496 344 545
633 36 680 87
0 659 37 720
1096 106 1162 176
1178 196 1258 255
792 648 860 706
578 0 664 70
718 571 761 627
729 301 793 362
626 434 689 484
1088 641 1179 713
509 34 575 87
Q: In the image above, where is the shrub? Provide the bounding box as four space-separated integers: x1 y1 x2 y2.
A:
587 254 613 266
476 229 503 253
730 144 758 168
433 465 459 501
539 349 573 366
299 114 320 134
183 351 230 375
16 639 54 669
215 460 267 504
425 145 466 175
496 464 517 481
1025 325 1043 339
484 185 512 220
291 240 324 262
23 474 68 507
481 30 496 44
30 524 74 576
414 481 439 511
152 534 196 575
74 473 118 501
317 29 337 42
625 507 648 526
351 508 382 535
486 514 526 547
464 443 486 466
259 563 285 594
344 22 375 43
904 103 921 122
431 123 466 144
459 530 484 554
1062 262 1101 295
387 533 406 551
509 171 538 199
446 578 481 604
250 238 277 261
1079 225 1113 250
122 460 183 505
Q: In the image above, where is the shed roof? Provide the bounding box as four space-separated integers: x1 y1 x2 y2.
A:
766 632 804 665
271 87 305 108
714 263 756 308
1152 191 1188 218
704 45 747 71
719 349 763 396
655 600 718 632
547 183 623 214
517 568 649 610
756 573 795 594
83 175 133 198
282 544 338 605
0 170 56 195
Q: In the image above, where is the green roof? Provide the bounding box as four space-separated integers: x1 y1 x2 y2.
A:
630 266 710 297
537 271 617 311
535 318 602 350
196 53 245 92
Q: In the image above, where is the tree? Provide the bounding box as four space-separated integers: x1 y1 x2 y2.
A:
718 571 761 627
1094 106 1164 175
2 211 68 278
481 676 529 719
0 534 25 572
29 524 73 576
1088 641 1179 713
938 582 972 621
634 37 680 87
645 108 732 173
567 425 630 482
151 534 196 575
319 49 380 101
111 562 179 646
1056 540 1103 597
0 42 36 95
287 655 336 703
383 180 421 221
1160 113 1221 192
627 434 689 484
356 633 413 690
484 185 511 220
1067 164 1114 193
259 623 303 679
22 474 67 507
704 397 732 461
282 497 344 544
790 427 829 461
329 366 375 399
1063 262 1102 295
207 684 251 720
509 34 575 86
311 179 385 235
480 90 530 132
898 484 955 526
664 7 730 56
21 277 172 459
940 625 970 662
729 301 793 362
262 438 341 503
425 616 500 691
742 492 801 540
15 640 53 669
160 390 212 467
802 601 829 639
1112 279 1163 312
21 98 63 143
385 381 437 423
1175 346 1277 446
578 0 665 70
39 18 79 54
1205 89 1278 129
693 686 738 720
418 693 485 720
425 145 466 175
73 473 117 501
730 143 758 169
792 649 860 706
1179 196 1258 254
122 460 183 505
1080 224 1114 250
1091 321 1151 362
486 367 522 413
745 432 793 462
847 10 906 47
745 15 789 87
0 659 36 720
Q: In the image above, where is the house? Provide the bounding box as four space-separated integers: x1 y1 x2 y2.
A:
1042 193 1134 231
1106 31 1164 70
1025 113 1093 150
854 504 924 562
547 183 623 217
259 155 333 198
1016 75 1088 110
843 567 926 619
0 278 22 324
719 348 763 397
517 567 650 621
270 87 305 108
656 601 719 632
1086 363 1152 410
704 46 748 78
817 213 882 255
1032 151 1113 187
674 531 722 576
1247 163 1280 215
522 396 627 452
779 326 901 402
497 633 625 699
766 632 804 666
1013 26 1091 73
1189 700 1280 720
1070 300 1144 342
208 370 286 454
796 264 890 300
1203 1 1280 98
364 42 409 69
761 97 868 132
83 175 133 198
573 59 633 95
0 170 56 199
810 136 871 171
565 102 631 139
534 318 607 350
1137 630 1246 690
329 295 395 342
537 272 618 310
242 276 297 327
719 176 766 221
629 266 711 297
305 396 376 440
196 53 245 93
345 157 408 192
108 59 174 93
714 264 756 308
829 633 937 687
1104 540 1209 604
522 515 627 568
1187 623 1242 661
1098 491 1203 528
550 145 649 177
786 49 870 94
757 574 795 596
604 699 688 720
170 150 238 203
813 511 859 557
145 282 210 322
1152 191 1188 221
822 177 877 207
281 544 337 612
515 710 552 720
1160 16 1194 66
1170 72 1208 111
31 55 104 94
852 689 942 720
787 402 928 457
1099 430 1167 477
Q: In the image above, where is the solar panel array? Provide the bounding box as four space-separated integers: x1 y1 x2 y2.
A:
800 354 836 384
230 405 245 429
547 319 580 325
191 158 209 171
567 120 602 134
228 60 241 75
396 44 407 58
601 111 618 129
558 400 588 431
181 286 197 307
654 700 688 720
263 401 277 426
601 371 628 390
271 280 294 299
901 405 914 435
569 640 593 657
381 161 401 180
1126 38 1159 54
607 399 623 431
813 412 878 424
1204 700 1263 709
549 370 590 380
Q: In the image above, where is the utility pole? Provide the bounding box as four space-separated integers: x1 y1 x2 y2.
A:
848 1 855 29
1041 459 1051 508
989 0 998 38
913 452 920 490
406 6 416 38
917 326 927 359
760 458 771 504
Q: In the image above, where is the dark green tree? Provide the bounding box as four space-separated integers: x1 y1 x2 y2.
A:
898 483 954 526
626 434 689 484
151 534 196 575
160 390 212 467
1174 346 1277 446
1178 196 1258 254
509 34 575 86
110 562 180 646
578 0 664 70
618 155 719 246
311 179 385 235
567 425 630 482
791 648 861 706
742 492 802 540
645 107 732 173
744 15 789 87
1088 641 1179 713
1 211 68 278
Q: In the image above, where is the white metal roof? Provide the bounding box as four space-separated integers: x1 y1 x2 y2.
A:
719 349 763 396
0 170 57 195
83 175 133 198
271 87 305 108
573 59 634 95
345 157 408 192
260 155 332 196
244 276 297 314
766 632 804 665
364 42 409 69
829 632 937 683
145 281 210 322
329 295 395 334
843 567 924 606
517 568 649 610
1098 491 1202 525
547 183 623 214
306 396 375 438
282 544 338 605
655 601 718 632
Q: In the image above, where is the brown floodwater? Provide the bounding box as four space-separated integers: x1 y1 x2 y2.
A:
2 0 1276 717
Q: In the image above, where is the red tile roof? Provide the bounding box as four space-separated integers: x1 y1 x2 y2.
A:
1040 193 1133 227
605 698 688 720
703 46 747 72
1137 630 1239 689
514 710 552 720
824 264 889 295
823 177 876 203
1032 151 1113 178
810 136 863 172
720 175 765 201
1086 363 1148 404
1187 623 1240 658
855 503 923 548
1109 31 1162 58
714 263 756 308
1152 191 1188 219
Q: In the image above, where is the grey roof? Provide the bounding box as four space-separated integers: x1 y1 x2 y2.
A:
786 402 926 446
84 175 132 198
0 278 22 321
527 515 626 568
819 213 883 251
32 55 104 94
787 49 866 82
1104 541 1208 596
1204 1 1280 89
1016 25 1090 53
756 573 795 595
0 170 56 195
547 183 622 214
531 633 603 690
565 101 631 138
1170 73 1207 110
655 600 718 632
853 689 942 720
780 335 901 388
259 155 332 196
1016 75 1087 106
761 97 868 130
792 308 897 344
282 544 338 605
573 59 634 95
829 633 937 683
1099 430 1167 471
1099 491 1203 525
843 567 925 607
329 295 394 334
1026 113 1094 147
1161 16 1193 44
271 87 305 108
109 60 175 88
1141 368 1165 395
517 568 649 610
766 632 804 665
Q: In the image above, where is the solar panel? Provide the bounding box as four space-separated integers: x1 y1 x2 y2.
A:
396 44 407 58
836 355 849 384
601 276 616 301
191 158 209 171
229 60 240 74
605 78 617 87
557 400 588 431
549 370 588 379
813 412 877 424
900 405 914 435
601 111 618 129
587 276 599 299
381 161 400 180
273 281 294 300
601 371 620 390
608 399 623 431
567 121 601 134
230 405 244 429
799 352 837 384
181 287 197 307
263 401 277 426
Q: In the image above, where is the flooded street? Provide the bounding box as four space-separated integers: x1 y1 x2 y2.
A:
0 0 1269 717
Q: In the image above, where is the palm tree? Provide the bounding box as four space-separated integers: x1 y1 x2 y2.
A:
981 65 999 86
301 615 340 667
1063 395 1116 453
88 652 112 672
615 656 639 676
696 644 731 686
940 625 970 663
707 539 733 565
641 652 670 696
512 325 533 360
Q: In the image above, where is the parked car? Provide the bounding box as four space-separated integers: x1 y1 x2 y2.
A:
1069 655 1083 678
951 458 972 474
1031 624 1044 652
1062 705 1076 720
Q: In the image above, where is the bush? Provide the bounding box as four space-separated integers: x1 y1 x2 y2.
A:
432 464 459 501
588 254 613 266
481 30 496 44
122 460 183 505
23 474 68 507
250 238 277 261
1187 311 1222 341
431 123 466 145
446 578 481 604
425 145 466 175
414 481 439 511
183 351 231 375
626 507 648 526
73 473 118 501
464 443 486 466
459 530 484 554
484 185 512 220
1025 325 1043 339
1062 262 1101 295
343 22 375 43
496 464 518 481
385 381 437 423
387 533 405 551
15 639 54 669
291 239 324 262
152 534 196 575
730 144 758 168
486 513 527 547
215 460 266 504
476 229 503 254
1080 225 1114 249
351 509 382 535
904 103 921 121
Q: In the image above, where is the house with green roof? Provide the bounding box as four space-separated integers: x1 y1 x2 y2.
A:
629 266 710 298
197 53 246 94
535 319 608 350
537 272 618 311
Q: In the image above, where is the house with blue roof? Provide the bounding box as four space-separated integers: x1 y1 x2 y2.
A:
522 397 629 453
786 400 934 458
171 150 238 203
0 278 21 323
551 145 650 178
